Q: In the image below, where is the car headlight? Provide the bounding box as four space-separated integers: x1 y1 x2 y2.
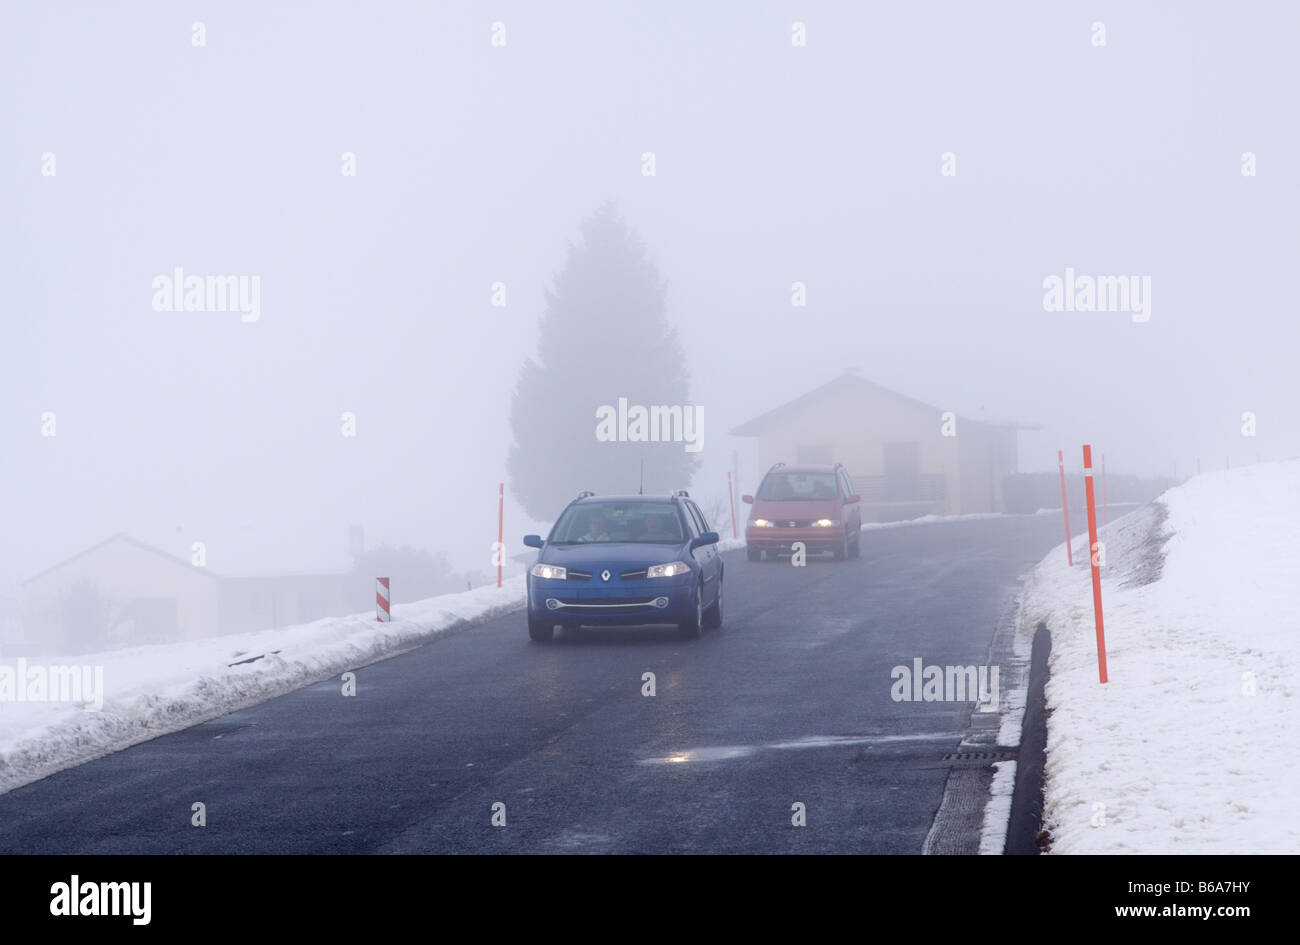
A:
751 519 773 527
813 519 838 527
530 563 566 580
646 561 691 578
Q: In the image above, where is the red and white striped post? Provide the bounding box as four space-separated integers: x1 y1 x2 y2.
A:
1057 450 1073 566
727 472 737 540
497 482 504 589
1101 452 1108 525
376 577 391 622
1082 445 1108 683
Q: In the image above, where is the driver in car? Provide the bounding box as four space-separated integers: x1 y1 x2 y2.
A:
579 510 610 542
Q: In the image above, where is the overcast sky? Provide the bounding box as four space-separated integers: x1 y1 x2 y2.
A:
3 1 1297 590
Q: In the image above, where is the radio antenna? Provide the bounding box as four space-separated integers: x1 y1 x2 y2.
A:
639 458 644 495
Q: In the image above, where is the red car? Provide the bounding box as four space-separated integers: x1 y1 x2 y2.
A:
742 463 862 561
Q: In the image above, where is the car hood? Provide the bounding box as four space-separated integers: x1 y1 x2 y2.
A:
749 499 842 519
539 541 687 568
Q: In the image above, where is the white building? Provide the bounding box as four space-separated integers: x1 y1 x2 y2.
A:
20 533 353 655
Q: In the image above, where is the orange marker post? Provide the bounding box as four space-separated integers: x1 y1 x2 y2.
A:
1083 445 1108 683
727 472 737 540
497 482 504 589
1057 450 1073 566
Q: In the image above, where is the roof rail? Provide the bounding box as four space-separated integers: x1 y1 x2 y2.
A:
674 490 690 498
770 462 786 469
577 490 595 499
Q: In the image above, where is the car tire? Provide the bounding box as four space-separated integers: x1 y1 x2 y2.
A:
528 618 555 642
833 531 848 560
703 575 723 629
849 530 861 559
678 582 704 639
747 547 761 562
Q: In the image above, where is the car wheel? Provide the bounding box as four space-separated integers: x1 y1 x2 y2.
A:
833 531 848 560
849 530 861 559
703 575 723 628
678 582 704 639
747 546 761 562
528 617 554 642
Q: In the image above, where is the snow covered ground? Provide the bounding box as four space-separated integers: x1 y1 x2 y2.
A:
1014 460 1300 853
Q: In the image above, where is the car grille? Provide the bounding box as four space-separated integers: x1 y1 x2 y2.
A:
552 598 659 608
777 520 811 528
620 569 647 580
566 570 592 581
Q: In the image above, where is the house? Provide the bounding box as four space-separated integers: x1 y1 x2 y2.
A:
729 370 1023 522
19 533 355 655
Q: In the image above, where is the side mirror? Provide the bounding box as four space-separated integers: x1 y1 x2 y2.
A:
741 494 754 504
523 534 544 548
691 531 720 549
846 494 860 504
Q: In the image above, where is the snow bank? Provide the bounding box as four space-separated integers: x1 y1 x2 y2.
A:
979 760 1018 855
0 578 527 795
1017 461 1300 853
862 512 1009 530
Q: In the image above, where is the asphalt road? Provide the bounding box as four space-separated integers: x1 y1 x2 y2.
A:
0 515 1064 854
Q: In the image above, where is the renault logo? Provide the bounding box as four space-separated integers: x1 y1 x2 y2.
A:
601 569 611 582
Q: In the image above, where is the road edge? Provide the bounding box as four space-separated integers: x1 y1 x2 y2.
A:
1004 622 1051 854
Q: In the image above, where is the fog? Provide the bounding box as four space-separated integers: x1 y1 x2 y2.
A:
3 2 1297 638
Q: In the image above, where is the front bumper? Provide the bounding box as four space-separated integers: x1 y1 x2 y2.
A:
527 571 696 625
745 526 845 553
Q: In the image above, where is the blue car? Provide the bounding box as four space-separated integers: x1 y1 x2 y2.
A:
522 491 723 642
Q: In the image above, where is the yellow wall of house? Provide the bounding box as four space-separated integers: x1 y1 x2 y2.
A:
750 388 1014 516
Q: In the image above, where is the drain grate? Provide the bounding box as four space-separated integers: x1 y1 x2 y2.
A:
943 749 1018 765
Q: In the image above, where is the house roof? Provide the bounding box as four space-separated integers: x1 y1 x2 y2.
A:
729 369 1028 436
23 532 221 585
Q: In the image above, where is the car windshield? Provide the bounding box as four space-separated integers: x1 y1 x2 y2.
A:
550 502 686 544
756 471 840 501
